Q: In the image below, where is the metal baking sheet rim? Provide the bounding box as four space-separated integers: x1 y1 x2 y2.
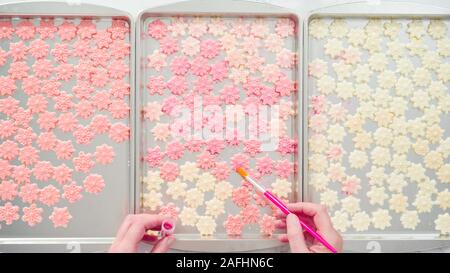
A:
302 1 450 252
0 1 137 248
135 0 303 252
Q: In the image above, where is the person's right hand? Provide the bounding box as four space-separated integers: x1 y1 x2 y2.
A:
276 202 343 253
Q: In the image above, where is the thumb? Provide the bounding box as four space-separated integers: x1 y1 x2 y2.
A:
151 236 176 253
286 213 309 253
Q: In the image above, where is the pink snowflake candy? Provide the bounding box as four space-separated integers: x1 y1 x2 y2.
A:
90 115 111 134
147 76 166 95
22 204 43 227
260 86 279 105
0 119 17 139
9 41 27 61
159 202 179 220
196 152 216 170
37 131 57 151
160 161 179 182
259 214 276 236
72 39 91 58
0 140 19 160
27 94 48 114
212 161 230 181
55 63 74 81
12 108 32 127
9 61 29 79
232 186 251 208
0 159 11 180
58 112 77 132
49 207 72 228
211 60 229 82
191 56 210 76
37 112 58 131
170 56 190 75
108 19 129 40
0 21 14 39
33 161 54 181
53 164 73 185
42 79 61 97
90 48 110 67
160 36 178 55
57 21 77 41
63 182 83 203
148 19 167 39
77 19 97 39
73 152 94 173
110 40 130 59
37 19 57 39
94 30 113 48
109 122 130 142
108 99 130 119
243 77 263 97
28 39 49 59
0 76 16 96
240 204 260 224
12 165 31 184
0 48 6 66
0 180 18 201
90 67 108 87
16 20 36 40
39 185 60 206
18 146 38 166
32 59 54 79
161 95 181 115
166 141 184 160
200 39 221 59
327 145 344 161
224 215 244 236
275 18 295 37
205 139 225 155
0 202 19 225
167 76 187 96
276 49 296 68
220 85 240 105
342 176 361 195
91 92 111 110
231 153 250 170
275 76 296 97
108 60 129 79
277 137 297 155
55 140 74 160
145 146 165 167
244 140 261 157
95 144 115 165
275 160 295 178
73 125 95 145
19 183 39 204
83 174 105 194
54 92 74 112
185 139 203 153
51 43 70 63
256 156 274 175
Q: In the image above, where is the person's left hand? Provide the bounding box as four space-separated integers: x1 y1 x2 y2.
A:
109 214 175 253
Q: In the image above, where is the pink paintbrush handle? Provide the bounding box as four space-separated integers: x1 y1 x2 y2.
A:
264 191 338 253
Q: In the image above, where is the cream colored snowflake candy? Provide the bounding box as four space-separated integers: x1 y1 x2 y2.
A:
353 64 372 83
351 212 371 232
348 150 368 170
143 170 164 191
407 163 427 183
391 154 410 173
309 134 328 153
329 19 348 38
335 81 354 100
428 20 447 39
324 38 344 58
417 179 438 195
320 189 338 208
353 131 373 150
390 97 408 117
179 207 199 227
331 210 349 232
214 181 233 201
196 172 216 192
377 70 397 89
316 75 336 95
166 179 187 200
372 209 392 230
310 173 329 192
438 138 450 158
409 120 427 140
437 164 450 184
390 117 409 136
309 18 328 39
407 20 425 39
434 213 450 235
143 190 162 210
196 216 216 236
384 20 402 40
363 34 382 53
394 76 413 97
180 161 200 182
373 127 393 147
327 124 346 143
367 166 387 186
396 58 414 76
365 19 384 36
423 106 442 125
436 189 450 210
436 38 450 57
367 186 387 206
407 37 427 56
400 210 420 230
368 53 388 72
271 178 292 198
205 198 225 218
437 63 450 82
388 193 408 213
413 192 433 213
412 68 432 87
345 114 364 133
309 154 328 173
426 124 444 144
341 196 360 216
371 147 391 167
185 188 205 208
421 51 441 71
309 58 328 79
428 81 447 100
412 139 430 156
347 28 365 46
387 173 407 193
424 151 444 170
332 62 351 81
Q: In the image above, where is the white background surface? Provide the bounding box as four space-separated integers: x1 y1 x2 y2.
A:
0 0 449 252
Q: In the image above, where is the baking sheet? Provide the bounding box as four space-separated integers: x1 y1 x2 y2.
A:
304 14 450 240
0 2 134 240
136 2 301 251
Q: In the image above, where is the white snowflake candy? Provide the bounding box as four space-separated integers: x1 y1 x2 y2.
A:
384 20 402 39
309 19 328 39
400 210 420 230
353 64 372 83
271 178 292 198
331 210 349 232
437 164 450 184
372 209 392 230
407 20 426 39
196 172 216 192
179 207 199 227
341 196 361 216
413 192 433 213
428 20 447 39
205 198 225 218
196 215 217 236
351 212 371 231
388 193 408 213
143 170 164 191
324 38 344 58
424 151 444 170
166 179 187 200
387 173 407 193
179 161 200 182
309 154 328 172
185 188 205 208
434 213 450 235
436 38 450 57
316 75 336 95
367 186 387 206
347 28 365 46
143 190 162 210
320 189 338 208
309 173 330 192
214 181 233 201
348 150 368 169
329 19 348 38
436 189 450 210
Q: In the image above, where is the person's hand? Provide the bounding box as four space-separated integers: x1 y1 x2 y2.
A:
276 202 343 253
109 214 175 253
